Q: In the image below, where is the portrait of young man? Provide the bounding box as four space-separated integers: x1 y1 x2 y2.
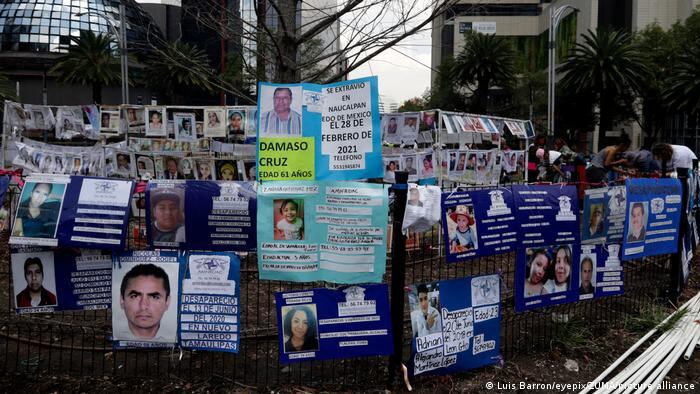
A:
13 252 58 309
113 262 178 342
259 86 302 137
150 188 186 245
627 202 647 243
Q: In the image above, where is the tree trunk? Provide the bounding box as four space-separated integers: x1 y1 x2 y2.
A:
598 94 614 150
275 0 299 82
92 83 102 105
471 79 489 114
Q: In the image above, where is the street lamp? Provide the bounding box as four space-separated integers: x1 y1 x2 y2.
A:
75 4 129 104
547 4 578 137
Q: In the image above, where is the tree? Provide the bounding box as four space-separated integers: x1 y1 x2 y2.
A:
49 31 121 104
664 46 700 115
180 0 460 84
143 41 215 104
427 56 465 112
559 30 649 147
398 96 427 112
452 31 516 114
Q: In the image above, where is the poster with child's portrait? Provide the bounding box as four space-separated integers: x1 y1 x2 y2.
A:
445 204 478 254
274 199 305 241
145 107 167 137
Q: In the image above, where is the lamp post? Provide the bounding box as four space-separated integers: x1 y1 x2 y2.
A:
75 4 129 104
547 4 578 137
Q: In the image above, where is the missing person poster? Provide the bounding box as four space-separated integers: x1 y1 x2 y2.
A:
513 184 580 247
408 275 501 376
10 174 70 247
112 250 183 348
184 181 256 251
622 178 682 260
579 244 623 301
275 284 393 364
56 177 134 250
515 244 580 312
180 252 240 353
257 77 382 181
146 181 187 249
257 181 388 284
605 185 627 243
582 188 607 244
11 248 59 313
441 189 517 262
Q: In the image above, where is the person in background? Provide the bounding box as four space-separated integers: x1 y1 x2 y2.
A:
585 133 631 185
652 143 697 176
624 148 660 176
553 136 575 162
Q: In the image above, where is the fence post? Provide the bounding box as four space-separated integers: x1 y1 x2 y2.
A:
668 166 689 303
388 171 408 388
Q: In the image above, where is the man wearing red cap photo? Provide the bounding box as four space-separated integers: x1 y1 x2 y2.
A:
449 205 477 253
151 188 186 244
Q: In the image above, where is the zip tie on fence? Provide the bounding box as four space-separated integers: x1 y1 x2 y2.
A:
401 363 413 391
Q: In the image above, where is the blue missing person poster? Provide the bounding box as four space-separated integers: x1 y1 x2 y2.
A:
442 189 517 262
275 284 393 363
180 252 240 353
515 244 580 312
622 178 682 260
112 250 183 348
146 181 187 249
184 181 256 251
605 185 627 243
513 185 579 247
56 177 134 249
579 244 624 301
10 174 70 247
257 181 388 284
408 275 501 376
257 77 382 181
582 188 607 244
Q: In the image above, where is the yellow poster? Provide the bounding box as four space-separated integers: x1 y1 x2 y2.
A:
258 137 315 180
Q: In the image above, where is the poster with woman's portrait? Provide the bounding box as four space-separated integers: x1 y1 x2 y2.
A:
515 244 579 312
383 157 400 183
11 249 58 312
273 198 304 241
178 157 196 179
215 159 238 181
100 106 122 135
242 161 257 181
136 154 156 179
205 107 226 138
145 107 167 137
10 176 69 246
194 159 215 181
418 153 435 179
173 113 197 142
280 304 319 353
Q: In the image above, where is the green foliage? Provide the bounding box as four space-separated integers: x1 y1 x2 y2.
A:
398 96 428 112
144 41 214 104
49 31 121 104
427 57 466 111
221 54 255 103
623 302 668 333
453 31 516 113
663 41 700 114
550 317 600 354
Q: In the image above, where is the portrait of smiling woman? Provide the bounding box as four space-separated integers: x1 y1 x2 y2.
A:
282 304 319 353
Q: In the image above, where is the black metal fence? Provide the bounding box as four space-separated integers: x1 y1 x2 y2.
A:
0 179 679 389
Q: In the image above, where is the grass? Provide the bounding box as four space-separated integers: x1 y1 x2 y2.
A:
623 302 675 334
550 317 601 354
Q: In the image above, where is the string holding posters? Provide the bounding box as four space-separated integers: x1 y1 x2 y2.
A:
515 244 580 312
183 181 257 251
441 188 517 262
56 177 134 250
408 275 501 376
257 76 382 181
275 284 393 363
10 174 70 247
512 184 580 247
622 178 682 259
257 181 388 284
579 244 624 301
112 250 183 348
180 252 240 353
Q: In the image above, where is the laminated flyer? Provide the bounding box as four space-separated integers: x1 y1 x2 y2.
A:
257 181 388 283
256 77 382 181
408 275 501 376
276 284 393 363
579 244 624 301
515 244 580 312
513 184 580 247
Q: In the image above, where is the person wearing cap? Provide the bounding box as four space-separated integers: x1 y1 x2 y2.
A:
449 205 477 253
151 189 185 244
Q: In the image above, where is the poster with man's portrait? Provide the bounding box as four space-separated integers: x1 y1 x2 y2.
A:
258 85 303 137
100 106 122 135
112 251 181 345
12 249 58 312
147 184 186 248
408 281 441 339
225 108 246 142
381 114 402 145
174 113 197 142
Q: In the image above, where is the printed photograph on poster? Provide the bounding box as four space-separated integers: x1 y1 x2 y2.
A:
149 185 186 247
194 159 215 180
381 115 402 144
112 252 180 345
403 185 442 233
422 111 437 130
408 282 442 338
455 152 466 173
11 250 58 311
402 155 417 177
445 205 478 253
125 107 144 129
226 108 246 141
419 153 435 179
516 244 579 311
136 154 155 179
245 107 257 139
204 107 226 137
447 151 457 172
11 179 67 244
195 121 203 137
161 156 185 180
582 187 607 245
174 113 197 142
383 157 400 183
626 202 647 243
100 107 121 135
460 115 475 132
470 116 486 132
258 85 302 137
216 159 238 181
274 199 304 240
281 304 320 353
401 114 419 144
243 161 256 181
145 107 167 136
579 251 596 299
179 157 196 179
